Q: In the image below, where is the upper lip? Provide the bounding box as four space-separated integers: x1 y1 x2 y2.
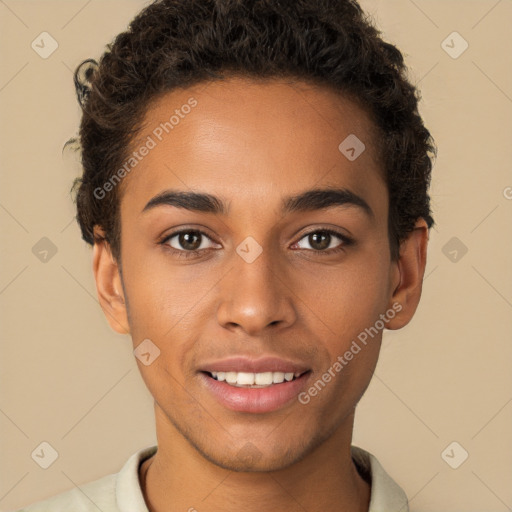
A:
199 356 310 374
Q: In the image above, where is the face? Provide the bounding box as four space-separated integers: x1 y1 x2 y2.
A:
94 76 426 472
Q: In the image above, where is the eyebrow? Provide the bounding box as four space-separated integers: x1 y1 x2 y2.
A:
141 187 374 219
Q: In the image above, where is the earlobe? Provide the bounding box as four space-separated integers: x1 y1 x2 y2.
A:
386 218 429 330
92 227 130 335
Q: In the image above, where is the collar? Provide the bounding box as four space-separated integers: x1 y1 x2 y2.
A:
115 445 408 512
351 445 409 512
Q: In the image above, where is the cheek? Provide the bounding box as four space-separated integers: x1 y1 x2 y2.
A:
299 263 388 412
121 252 199 337
120 249 212 387
121 231 391 356
301 256 390 341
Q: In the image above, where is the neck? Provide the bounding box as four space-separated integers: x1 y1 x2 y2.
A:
140 404 370 512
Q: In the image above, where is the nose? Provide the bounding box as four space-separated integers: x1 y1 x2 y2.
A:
216 245 297 336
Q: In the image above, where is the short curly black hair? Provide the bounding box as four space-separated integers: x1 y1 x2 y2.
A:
68 0 436 264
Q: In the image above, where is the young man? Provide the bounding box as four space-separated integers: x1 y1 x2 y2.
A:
16 0 435 510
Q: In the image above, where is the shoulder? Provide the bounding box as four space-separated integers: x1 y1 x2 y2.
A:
11 445 157 512
11 473 117 511
351 445 409 512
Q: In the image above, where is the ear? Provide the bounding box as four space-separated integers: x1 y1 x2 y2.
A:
385 218 429 330
92 226 130 335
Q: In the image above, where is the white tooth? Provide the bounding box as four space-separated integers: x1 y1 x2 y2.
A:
237 372 255 385
220 371 299 387
226 371 237 384
272 372 285 384
211 371 218 378
294 372 301 377
255 372 273 385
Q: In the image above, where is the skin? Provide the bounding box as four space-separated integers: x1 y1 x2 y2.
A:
92 76 428 512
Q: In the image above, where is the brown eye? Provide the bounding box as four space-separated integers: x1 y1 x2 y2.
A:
296 229 347 252
307 232 332 250
163 229 219 253
177 231 202 250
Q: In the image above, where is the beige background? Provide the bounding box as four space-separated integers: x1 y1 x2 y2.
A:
1 0 511 510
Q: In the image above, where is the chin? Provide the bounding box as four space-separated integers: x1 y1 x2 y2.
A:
196 438 318 473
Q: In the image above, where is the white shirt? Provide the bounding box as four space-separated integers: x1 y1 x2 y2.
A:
13 445 409 511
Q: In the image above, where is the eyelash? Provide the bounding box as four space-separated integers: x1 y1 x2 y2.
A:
159 228 355 260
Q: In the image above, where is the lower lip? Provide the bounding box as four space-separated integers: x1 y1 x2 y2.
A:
199 372 311 413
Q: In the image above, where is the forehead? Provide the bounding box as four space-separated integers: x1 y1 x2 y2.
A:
120 76 386 215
